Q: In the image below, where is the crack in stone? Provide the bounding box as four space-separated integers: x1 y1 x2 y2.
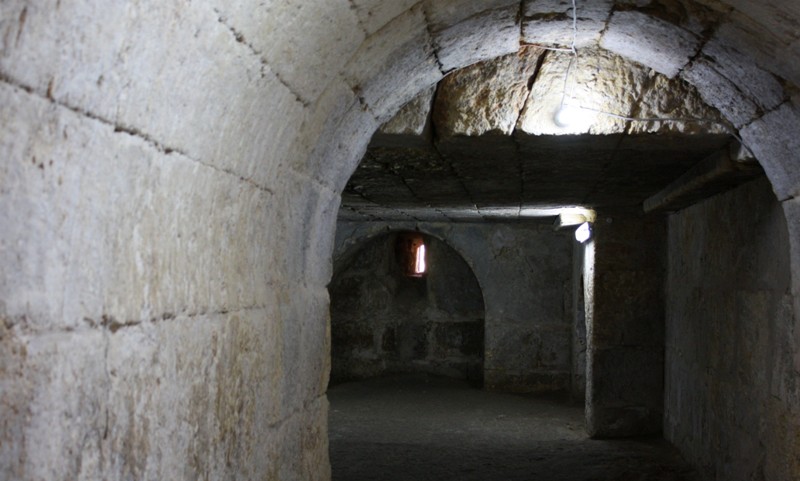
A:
212 8 311 108
421 3 447 74
0 72 274 196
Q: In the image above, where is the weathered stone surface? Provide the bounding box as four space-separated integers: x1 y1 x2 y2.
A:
330 233 485 384
0 330 107 480
434 47 544 137
741 103 800 200
666 178 797 481
601 10 700 78
586 214 666 438
297 79 380 192
644 143 764 213
702 36 785 112
521 0 613 48
424 0 519 30
711 14 800 88
632 72 728 134
430 5 521 72
0 83 278 331
341 5 442 121
0 1 307 187
334 221 574 394
518 47 649 135
681 59 760 128
380 86 436 136
209 0 364 103
351 0 418 35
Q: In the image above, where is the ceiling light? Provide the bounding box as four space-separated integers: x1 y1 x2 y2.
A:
554 104 583 128
575 222 592 243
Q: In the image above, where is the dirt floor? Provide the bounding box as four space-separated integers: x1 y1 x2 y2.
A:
328 374 697 481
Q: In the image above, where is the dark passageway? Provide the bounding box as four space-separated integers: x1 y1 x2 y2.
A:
329 374 695 481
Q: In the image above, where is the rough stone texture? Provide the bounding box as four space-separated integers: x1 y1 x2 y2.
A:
517 46 724 136
701 36 785 112
571 242 588 401
379 86 435 137
330 234 485 384
434 47 545 137
741 102 800 200
710 14 800 88
341 5 442 122
429 5 521 72
681 59 761 128
335 221 575 394
522 0 614 49
208 0 364 103
0 1 307 189
601 10 700 78
351 0 419 35
3 1 800 481
424 0 520 30
665 178 798 481
586 214 667 438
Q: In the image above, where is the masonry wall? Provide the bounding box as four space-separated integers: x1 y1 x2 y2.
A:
665 178 799 481
335 221 574 393
330 233 485 384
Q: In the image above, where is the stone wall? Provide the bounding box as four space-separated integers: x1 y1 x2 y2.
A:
665 178 798 481
586 214 667 438
330 233 485 384
335 221 575 393
1 1 800 480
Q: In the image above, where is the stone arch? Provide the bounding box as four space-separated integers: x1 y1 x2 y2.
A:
1 1 799 480
329 229 487 385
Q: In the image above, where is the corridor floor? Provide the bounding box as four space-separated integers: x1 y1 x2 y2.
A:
328 374 697 481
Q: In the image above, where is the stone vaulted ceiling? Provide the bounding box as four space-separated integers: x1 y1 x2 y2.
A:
339 47 763 222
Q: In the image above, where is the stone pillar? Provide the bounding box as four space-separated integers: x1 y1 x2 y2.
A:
585 214 666 438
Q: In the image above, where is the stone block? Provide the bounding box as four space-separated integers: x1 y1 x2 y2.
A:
517 47 648 135
208 0 364 103
277 397 330 481
782 197 800 329
592 271 664 348
434 47 543 137
293 79 379 192
431 5 521 72
424 0 519 30
601 10 700 78
0 0 307 186
341 6 442 122
711 15 800 87
3 330 108 480
741 103 800 200
0 83 276 332
586 347 664 437
351 0 419 34
521 0 613 48
702 36 785 112
380 86 436 137
680 59 759 129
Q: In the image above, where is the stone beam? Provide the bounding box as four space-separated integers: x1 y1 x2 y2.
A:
644 142 764 213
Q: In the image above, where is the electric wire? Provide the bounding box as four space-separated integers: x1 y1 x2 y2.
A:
552 1 751 155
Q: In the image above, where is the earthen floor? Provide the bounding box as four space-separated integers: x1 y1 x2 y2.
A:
328 374 696 481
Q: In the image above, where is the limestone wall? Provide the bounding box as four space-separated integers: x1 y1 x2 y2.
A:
665 178 798 480
330 233 485 384
1 1 800 480
335 221 575 393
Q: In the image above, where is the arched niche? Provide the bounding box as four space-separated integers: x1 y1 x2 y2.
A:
329 231 486 386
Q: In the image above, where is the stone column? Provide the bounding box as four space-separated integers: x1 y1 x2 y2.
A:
585 214 666 438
